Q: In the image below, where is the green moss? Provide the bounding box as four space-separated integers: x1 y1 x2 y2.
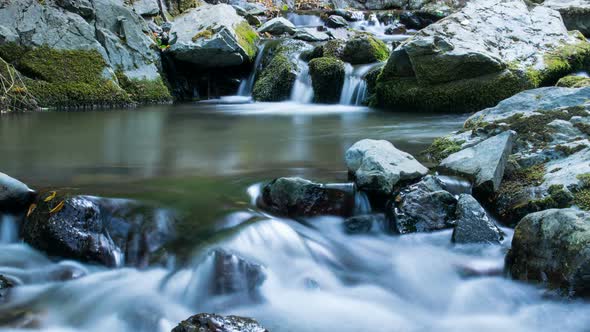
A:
308 57 345 103
252 54 296 102
555 144 587 156
0 43 129 108
342 34 389 65
0 57 37 112
532 36 590 86
574 189 590 210
235 21 259 62
322 40 345 59
115 71 172 104
373 69 530 112
556 75 590 88
423 137 464 163
495 164 547 223
192 29 213 42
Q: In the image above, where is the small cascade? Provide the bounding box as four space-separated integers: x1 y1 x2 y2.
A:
437 174 472 196
353 189 372 215
0 214 18 244
290 60 314 103
339 63 380 105
238 43 267 97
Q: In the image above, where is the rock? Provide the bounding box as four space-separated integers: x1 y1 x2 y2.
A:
385 23 407 35
169 4 258 67
452 194 503 244
308 57 346 103
131 0 160 16
439 131 515 196
252 39 311 102
374 0 590 112
55 0 94 18
209 249 266 296
22 195 177 267
0 275 14 301
172 313 269 332
557 75 590 88
294 28 330 42
399 10 445 30
345 139 428 196
260 177 355 217
343 214 387 234
0 173 36 214
544 0 590 37
342 34 390 65
387 175 457 234
257 17 296 35
506 208 590 297
326 15 349 28
329 9 363 21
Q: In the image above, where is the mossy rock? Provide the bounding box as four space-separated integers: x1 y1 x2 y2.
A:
308 57 345 104
342 34 390 65
0 43 130 108
235 21 259 62
423 137 464 163
252 53 297 102
556 75 590 88
322 40 346 59
116 71 172 104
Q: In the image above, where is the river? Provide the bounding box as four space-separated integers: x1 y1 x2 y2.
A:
0 101 589 332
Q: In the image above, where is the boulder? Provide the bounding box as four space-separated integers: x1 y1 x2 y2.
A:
399 10 445 30
131 0 160 16
172 313 269 332
0 173 36 214
345 139 428 196
506 208 590 297
257 17 296 35
55 0 94 18
294 28 330 42
308 57 346 103
209 249 266 297
169 4 258 67
439 131 515 196
252 39 312 102
452 194 503 244
326 15 349 28
374 0 590 112
23 195 177 267
387 175 457 234
260 177 355 217
544 0 590 37
343 214 387 234
342 34 390 65
557 75 590 88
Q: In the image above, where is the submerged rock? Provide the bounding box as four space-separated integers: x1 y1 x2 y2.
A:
345 139 428 196
343 214 387 234
0 172 36 214
439 131 515 196
388 175 457 234
169 4 258 67
209 249 266 297
260 177 354 218
172 313 269 332
506 208 590 297
23 195 176 267
0 275 14 301
308 57 346 103
452 194 503 244
374 0 590 112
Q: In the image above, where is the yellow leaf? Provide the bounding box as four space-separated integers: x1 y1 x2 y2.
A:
49 200 65 214
44 191 57 202
26 203 37 217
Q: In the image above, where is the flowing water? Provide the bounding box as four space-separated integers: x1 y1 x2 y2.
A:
238 44 267 97
340 63 382 105
1 102 589 332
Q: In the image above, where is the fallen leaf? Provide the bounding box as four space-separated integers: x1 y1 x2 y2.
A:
26 203 37 217
49 200 65 214
44 191 57 202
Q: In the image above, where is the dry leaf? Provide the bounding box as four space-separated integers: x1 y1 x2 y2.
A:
49 200 65 214
26 203 37 217
44 191 57 202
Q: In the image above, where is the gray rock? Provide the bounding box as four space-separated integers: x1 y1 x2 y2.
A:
260 177 355 217
0 172 36 214
172 313 268 332
544 0 590 37
209 249 266 297
0 275 14 302
131 0 160 16
506 208 590 297
294 28 330 42
257 17 296 35
439 131 515 196
388 175 457 234
55 0 95 18
169 4 258 67
452 194 503 244
345 139 428 195
343 214 387 234
326 15 349 28
23 195 177 267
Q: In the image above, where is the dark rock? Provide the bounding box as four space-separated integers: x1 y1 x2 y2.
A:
385 23 407 35
326 15 349 28
452 194 503 244
506 208 590 297
0 275 14 301
341 34 390 65
172 313 269 332
0 172 36 214
343 214 387 234
22 195 176 267
209 249 266 297
387 175 457 234
260 177 354 218
399 10 444 30
308 57 346 103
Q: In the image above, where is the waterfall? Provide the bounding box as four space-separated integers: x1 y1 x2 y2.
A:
0 214 18 244
353 189 372 215
290 60 314 103
238 43 267 97
339 63 379 106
